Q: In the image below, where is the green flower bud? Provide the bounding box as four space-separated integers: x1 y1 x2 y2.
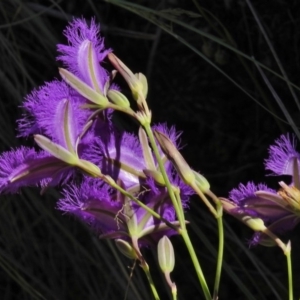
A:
143 169 165 186
107 53 144 102
59 68 109 108
154 130 195 185
107 90 130 108
157 236 175 273
193 171 210 193
115 239 137 259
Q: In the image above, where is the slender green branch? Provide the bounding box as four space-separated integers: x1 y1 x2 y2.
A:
285 242 293 300
140 260 160 300
213 201 224 300
143 124 211 299
143 124 184 226
181 229 212 300
107 178 180 232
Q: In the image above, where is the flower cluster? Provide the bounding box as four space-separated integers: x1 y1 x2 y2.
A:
0 18 193 250
221 134 300 246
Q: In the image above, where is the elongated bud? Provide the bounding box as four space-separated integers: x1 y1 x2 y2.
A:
157 236 175 273
76 159 101 177
79 41 106 93
115 239 137 259
143 169 165 186
193 171 210 193
34 135 79 165
139 127 155 170
135 72 148 99
107 53 145 102
154 130 195 185
107 90 130 108
220 197 266 232
59 68 109 108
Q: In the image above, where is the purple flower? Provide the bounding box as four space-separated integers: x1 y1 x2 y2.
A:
18 80 89 141
58 177 181 247
223 132 300 247
0 17 193 251
57 18 110 94
3 79 105 192
222 181 300 246
265 134 300 176
0 147 73 193
59 123 193 247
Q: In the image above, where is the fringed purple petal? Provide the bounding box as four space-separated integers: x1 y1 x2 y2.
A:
0 147 74 193
87 129 145 188
228 182 289 221
17 80 90 149
265 134 300 176
229 182 274 203
57 18 110 93
58 178 123 233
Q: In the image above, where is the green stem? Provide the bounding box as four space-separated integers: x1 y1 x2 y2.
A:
285 242 293 300
140 261 160 300
108 179 180 233
213 201 224 300
263 230 293 300
143 124 184 226
181 229 212 300
143 123 211 300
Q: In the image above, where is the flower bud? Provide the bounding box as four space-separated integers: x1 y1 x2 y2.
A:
157 236 175 273
107 90 130 108
34 135 79 165
220 197 266 232
77 159 101 177
143 169 165 186
193 171 210 193
135 72 148 99
59 68 109 108
107 53 144 102
154 130 195 185
115 239 137 259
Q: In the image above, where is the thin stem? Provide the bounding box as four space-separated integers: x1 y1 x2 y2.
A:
213 201 224 300
140 260 160 300
263 230 293 299
191 183 217 217
285 242 293 300
143 124 211 299
181 229 212 300
108 178 180 232
165 273 177 300
143 124 184 226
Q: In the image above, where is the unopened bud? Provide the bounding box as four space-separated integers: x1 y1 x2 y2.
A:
242 216 265 231
59 68 109 108
77 159 101 177
135 72 148 99
143 169 165 186
154 130 195 185
115 239 137 259
107 53 144 101
220 197 266 232
157 236 175 273
193 171 210 193
107 90 130 108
